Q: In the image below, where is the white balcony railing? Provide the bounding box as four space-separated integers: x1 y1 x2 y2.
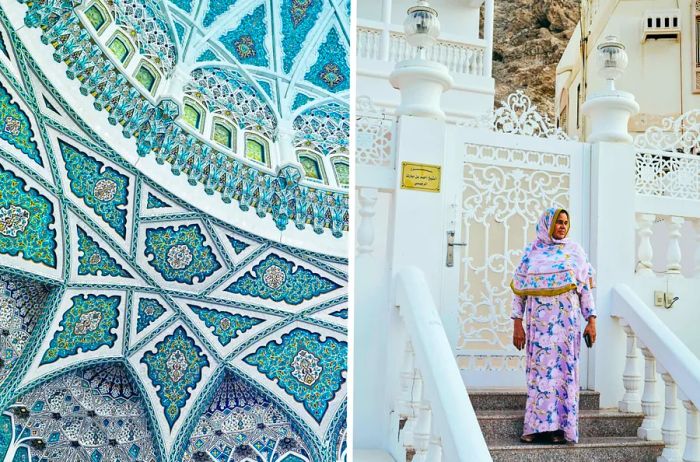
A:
358 25 486 77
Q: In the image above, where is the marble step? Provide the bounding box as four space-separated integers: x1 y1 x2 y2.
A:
477 409 644 443
488 436 664 462
468 389 600 411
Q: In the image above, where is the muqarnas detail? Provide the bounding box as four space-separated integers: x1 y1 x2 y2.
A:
0 163 57 267
40 294 121 365
244 328 347 422
226 253 339 305
144 224 222 284
141 326 209 428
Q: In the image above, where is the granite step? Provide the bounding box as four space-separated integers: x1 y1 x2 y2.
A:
477 408 644 443
488 436 664 462
468 389 600 411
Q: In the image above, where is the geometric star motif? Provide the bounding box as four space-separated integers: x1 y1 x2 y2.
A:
244 328 347 423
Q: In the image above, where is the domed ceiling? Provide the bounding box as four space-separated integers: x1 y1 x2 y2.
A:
0 0 348 461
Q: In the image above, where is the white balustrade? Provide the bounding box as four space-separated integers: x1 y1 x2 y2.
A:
683 400 700 462
619 324 642 412
660 372 683 462
357 26 486 77
638 346 662 440
357 188 378 255
636 213 655 275
666 216 684 274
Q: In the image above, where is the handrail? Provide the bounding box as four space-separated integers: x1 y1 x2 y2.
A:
395 267 492 462
611 283 700 408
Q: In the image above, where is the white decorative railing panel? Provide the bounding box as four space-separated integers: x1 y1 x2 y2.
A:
635 150 700 200
356 96 397 169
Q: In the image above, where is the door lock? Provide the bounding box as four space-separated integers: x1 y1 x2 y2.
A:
446 231 467 267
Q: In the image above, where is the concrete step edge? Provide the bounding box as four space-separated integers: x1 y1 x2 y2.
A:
488 436 664 451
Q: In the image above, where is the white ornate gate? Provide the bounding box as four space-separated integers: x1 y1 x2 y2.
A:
442 93 592 387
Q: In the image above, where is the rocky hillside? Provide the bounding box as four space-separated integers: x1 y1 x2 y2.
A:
492 0 580 118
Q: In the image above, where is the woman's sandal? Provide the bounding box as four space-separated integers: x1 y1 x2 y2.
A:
550 433 566 444
519 434 535 443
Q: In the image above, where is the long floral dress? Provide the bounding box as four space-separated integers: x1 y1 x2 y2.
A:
512 283 595 443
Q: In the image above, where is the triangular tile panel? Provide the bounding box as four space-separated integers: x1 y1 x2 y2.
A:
128 292 176 349
218 4 270 68
304 27 349 93
280 0 324 73
139 182 189 218
210 224 261 265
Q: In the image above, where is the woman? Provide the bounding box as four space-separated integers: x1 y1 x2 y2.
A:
511 208 597 444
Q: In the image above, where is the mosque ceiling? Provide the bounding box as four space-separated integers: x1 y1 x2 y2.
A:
0 2 347 460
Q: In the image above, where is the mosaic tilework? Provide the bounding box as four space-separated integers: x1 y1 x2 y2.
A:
141 326 209 428
219 5 269 67
175 21 186 43
40 294 121 365
0 163 57 267
146 192 170 209
226 234 249 254
294 102 349 155
330 308 347 319
0 273 48 384
195 49 218 62
136 298 167 333
0 79 41 165
0 414 10 456
281 0 324 73
202 0 239 27
183 372 313 462
258 80 273 99
291 93 313 111
60 140 130 238
7 365 156 461
304 28 349 92
244 328 347 423
169 0 193 12
144 224 222 284
189 303 263 346
76 226 132 277
226 253 339 305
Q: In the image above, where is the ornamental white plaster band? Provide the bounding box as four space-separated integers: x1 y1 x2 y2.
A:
390 59 453 120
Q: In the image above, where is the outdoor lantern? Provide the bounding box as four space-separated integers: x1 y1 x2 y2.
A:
404 0 440 54
596 35 628 91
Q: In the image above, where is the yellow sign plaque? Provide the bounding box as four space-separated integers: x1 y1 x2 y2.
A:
400 162 441 192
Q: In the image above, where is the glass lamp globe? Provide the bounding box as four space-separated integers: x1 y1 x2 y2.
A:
404 0 440 51
596 35 628 89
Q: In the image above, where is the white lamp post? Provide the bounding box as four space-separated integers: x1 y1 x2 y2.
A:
582 36 639 142
389 0 453 120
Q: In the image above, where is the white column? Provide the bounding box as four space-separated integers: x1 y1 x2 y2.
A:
381 0 393 61
693 219 700 278
357 188 379 256
619 325 642 412
665 216 684 275
638 347 662 440
483 0 494 77
684 400 700 462
636 214 655 276
659 373 683 462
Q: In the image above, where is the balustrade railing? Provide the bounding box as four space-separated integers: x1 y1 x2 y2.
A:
392 268 492 462
612 285 700 462
357 25 486 77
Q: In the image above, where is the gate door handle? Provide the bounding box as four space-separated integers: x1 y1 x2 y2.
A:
446 231 467 267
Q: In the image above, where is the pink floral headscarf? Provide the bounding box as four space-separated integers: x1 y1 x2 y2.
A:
511 208 595 297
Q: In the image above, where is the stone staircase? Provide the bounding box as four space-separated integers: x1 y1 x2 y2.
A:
470 389 665 462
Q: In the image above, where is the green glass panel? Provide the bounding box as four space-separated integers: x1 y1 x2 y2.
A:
183 104 202 130
300 156 321 180
213 123 232 147
334 162 349 186
246 139 265 163
108 37 129 63
85 5 106 30
135 66 156 92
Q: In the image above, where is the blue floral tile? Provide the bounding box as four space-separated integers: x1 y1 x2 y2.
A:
0 79 41 166
141 326 209 429
291 93 313 111
305 28 349 92
144 223 222 284
225 253 339 305
136 298 167 334
281 0 323 73
203 0 239 27
76 226 132 277
226 235 249 254
146 192 171 209
330 308 347 319
219 5 269 67
244 328 347 423
189 303 263 346
40 294 121 365
59 140 130 238
195 49 218 63
0 163 57 268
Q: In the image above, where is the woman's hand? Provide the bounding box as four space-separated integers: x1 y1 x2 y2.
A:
583 316 597 345
513 318 526 350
